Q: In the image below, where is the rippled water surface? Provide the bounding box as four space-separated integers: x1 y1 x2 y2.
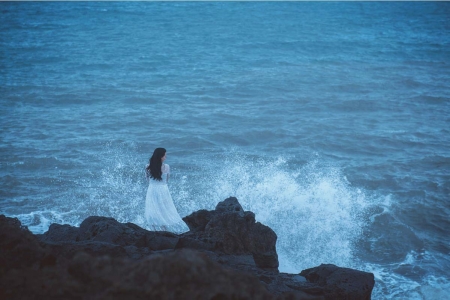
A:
1 2 449 299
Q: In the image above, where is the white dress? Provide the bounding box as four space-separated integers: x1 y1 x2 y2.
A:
144 163 188 233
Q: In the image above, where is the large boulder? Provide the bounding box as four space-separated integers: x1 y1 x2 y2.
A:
300 264 375 300
182 197 279 270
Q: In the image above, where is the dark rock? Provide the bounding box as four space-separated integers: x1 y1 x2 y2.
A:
183 197 244 232
206 211 278 269
0 197 376 299
0 215 46 271
261 273 325 300
1 215 276 300
78 216 161 247
45 240 132 259
144 231 179 251
175 235 214 251
215 196 245 215
182 209 215 232
300 264 375 300
182 197 278 270
38 223 79 243
37 216 179 260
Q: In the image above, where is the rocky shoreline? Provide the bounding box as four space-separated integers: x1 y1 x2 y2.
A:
0 197 374 299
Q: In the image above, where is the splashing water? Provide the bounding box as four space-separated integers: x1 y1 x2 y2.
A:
73 142 149 227
174 154 370 272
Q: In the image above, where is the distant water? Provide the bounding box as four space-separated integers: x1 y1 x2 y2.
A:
1 2 449 299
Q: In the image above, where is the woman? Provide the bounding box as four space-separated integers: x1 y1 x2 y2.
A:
145 148 188 232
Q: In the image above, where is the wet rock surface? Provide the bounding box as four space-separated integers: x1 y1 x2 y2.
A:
0 197 375 299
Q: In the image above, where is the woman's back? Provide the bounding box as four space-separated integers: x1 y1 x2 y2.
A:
147 163 170 184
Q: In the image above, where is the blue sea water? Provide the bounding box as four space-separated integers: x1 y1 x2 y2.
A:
1 2 449 299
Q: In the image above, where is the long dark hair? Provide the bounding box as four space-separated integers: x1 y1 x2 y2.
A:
146 148 166 181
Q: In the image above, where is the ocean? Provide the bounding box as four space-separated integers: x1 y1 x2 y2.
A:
1 2 449 299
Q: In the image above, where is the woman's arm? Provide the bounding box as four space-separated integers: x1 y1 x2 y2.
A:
163 163 170 183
